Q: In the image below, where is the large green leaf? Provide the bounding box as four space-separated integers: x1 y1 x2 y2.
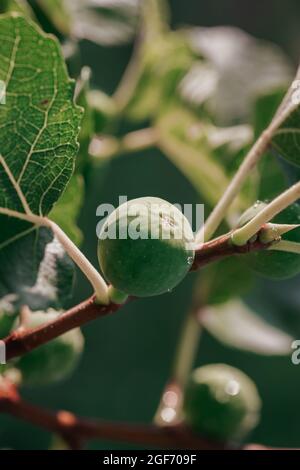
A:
0 227 74 315
0 14 82 246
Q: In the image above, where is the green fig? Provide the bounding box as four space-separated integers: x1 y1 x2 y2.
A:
183 364 261 441
98 197 195 297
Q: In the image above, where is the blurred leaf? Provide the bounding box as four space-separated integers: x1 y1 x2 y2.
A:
1 0 33 16
184 26 292 124
198 257 254 306
201 299 293 355
124 32 196 121
0 227 74 314
50 175 84 246
178 61 219 108
156 103 248 209
69 0 140 46
35 0 72 35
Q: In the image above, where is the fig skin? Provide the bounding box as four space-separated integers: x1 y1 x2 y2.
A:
98 197 195 297
183 364 261 441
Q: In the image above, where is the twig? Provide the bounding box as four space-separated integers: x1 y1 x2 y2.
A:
3 295 122 361
0 208 109 304
196 69 300 245
2 233 272 361
0 379 293 450
231 182 300 246
0 379 224 450
196 129 272 243
192 231 273 271
89 128 158 161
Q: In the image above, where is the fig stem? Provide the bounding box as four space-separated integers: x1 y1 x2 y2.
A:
0 208 109 305
269 240 300 254
107 286 128 304
196 67 300 244
90 128 158 161
231 182 300 246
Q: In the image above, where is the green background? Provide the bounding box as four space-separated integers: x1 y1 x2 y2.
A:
1 0 300 449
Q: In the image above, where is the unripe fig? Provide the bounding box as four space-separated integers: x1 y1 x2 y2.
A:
98 197 195 297
183 364 261 441
239 201 300 279
13 310 84 386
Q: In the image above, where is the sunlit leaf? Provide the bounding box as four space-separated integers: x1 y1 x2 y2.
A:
202 299 293 355
69 0 140 46
0 14 82 246
184 26 292 124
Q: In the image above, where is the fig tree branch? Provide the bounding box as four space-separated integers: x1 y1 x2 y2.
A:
231 182 300 246
2 231 273 362
0 379 277 450
3 295 122 361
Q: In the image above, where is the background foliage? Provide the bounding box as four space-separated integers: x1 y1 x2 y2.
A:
1 0 300 449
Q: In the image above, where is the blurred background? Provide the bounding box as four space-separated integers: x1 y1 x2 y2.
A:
1 0 300 449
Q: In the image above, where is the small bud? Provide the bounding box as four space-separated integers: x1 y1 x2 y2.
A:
259 223 300 244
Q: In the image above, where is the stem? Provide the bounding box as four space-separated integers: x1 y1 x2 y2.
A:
196 129 272 243
0 381 291 450
196 65 300 244
269 240 300 254
0 380 224 450
0 207 109 304
90 128 158 162
171 311 202 388
231 182 300 246
2 234 273 361
3 295 121 361
192 232 273 270
155 231 276 425
154 312 201 427
107 286 128 305
46 220 109 304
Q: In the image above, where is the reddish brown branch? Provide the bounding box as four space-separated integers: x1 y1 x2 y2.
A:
2 232 272 362
3 295 122 361
0 380 290 450
0 380 223 450
191 231 271 271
